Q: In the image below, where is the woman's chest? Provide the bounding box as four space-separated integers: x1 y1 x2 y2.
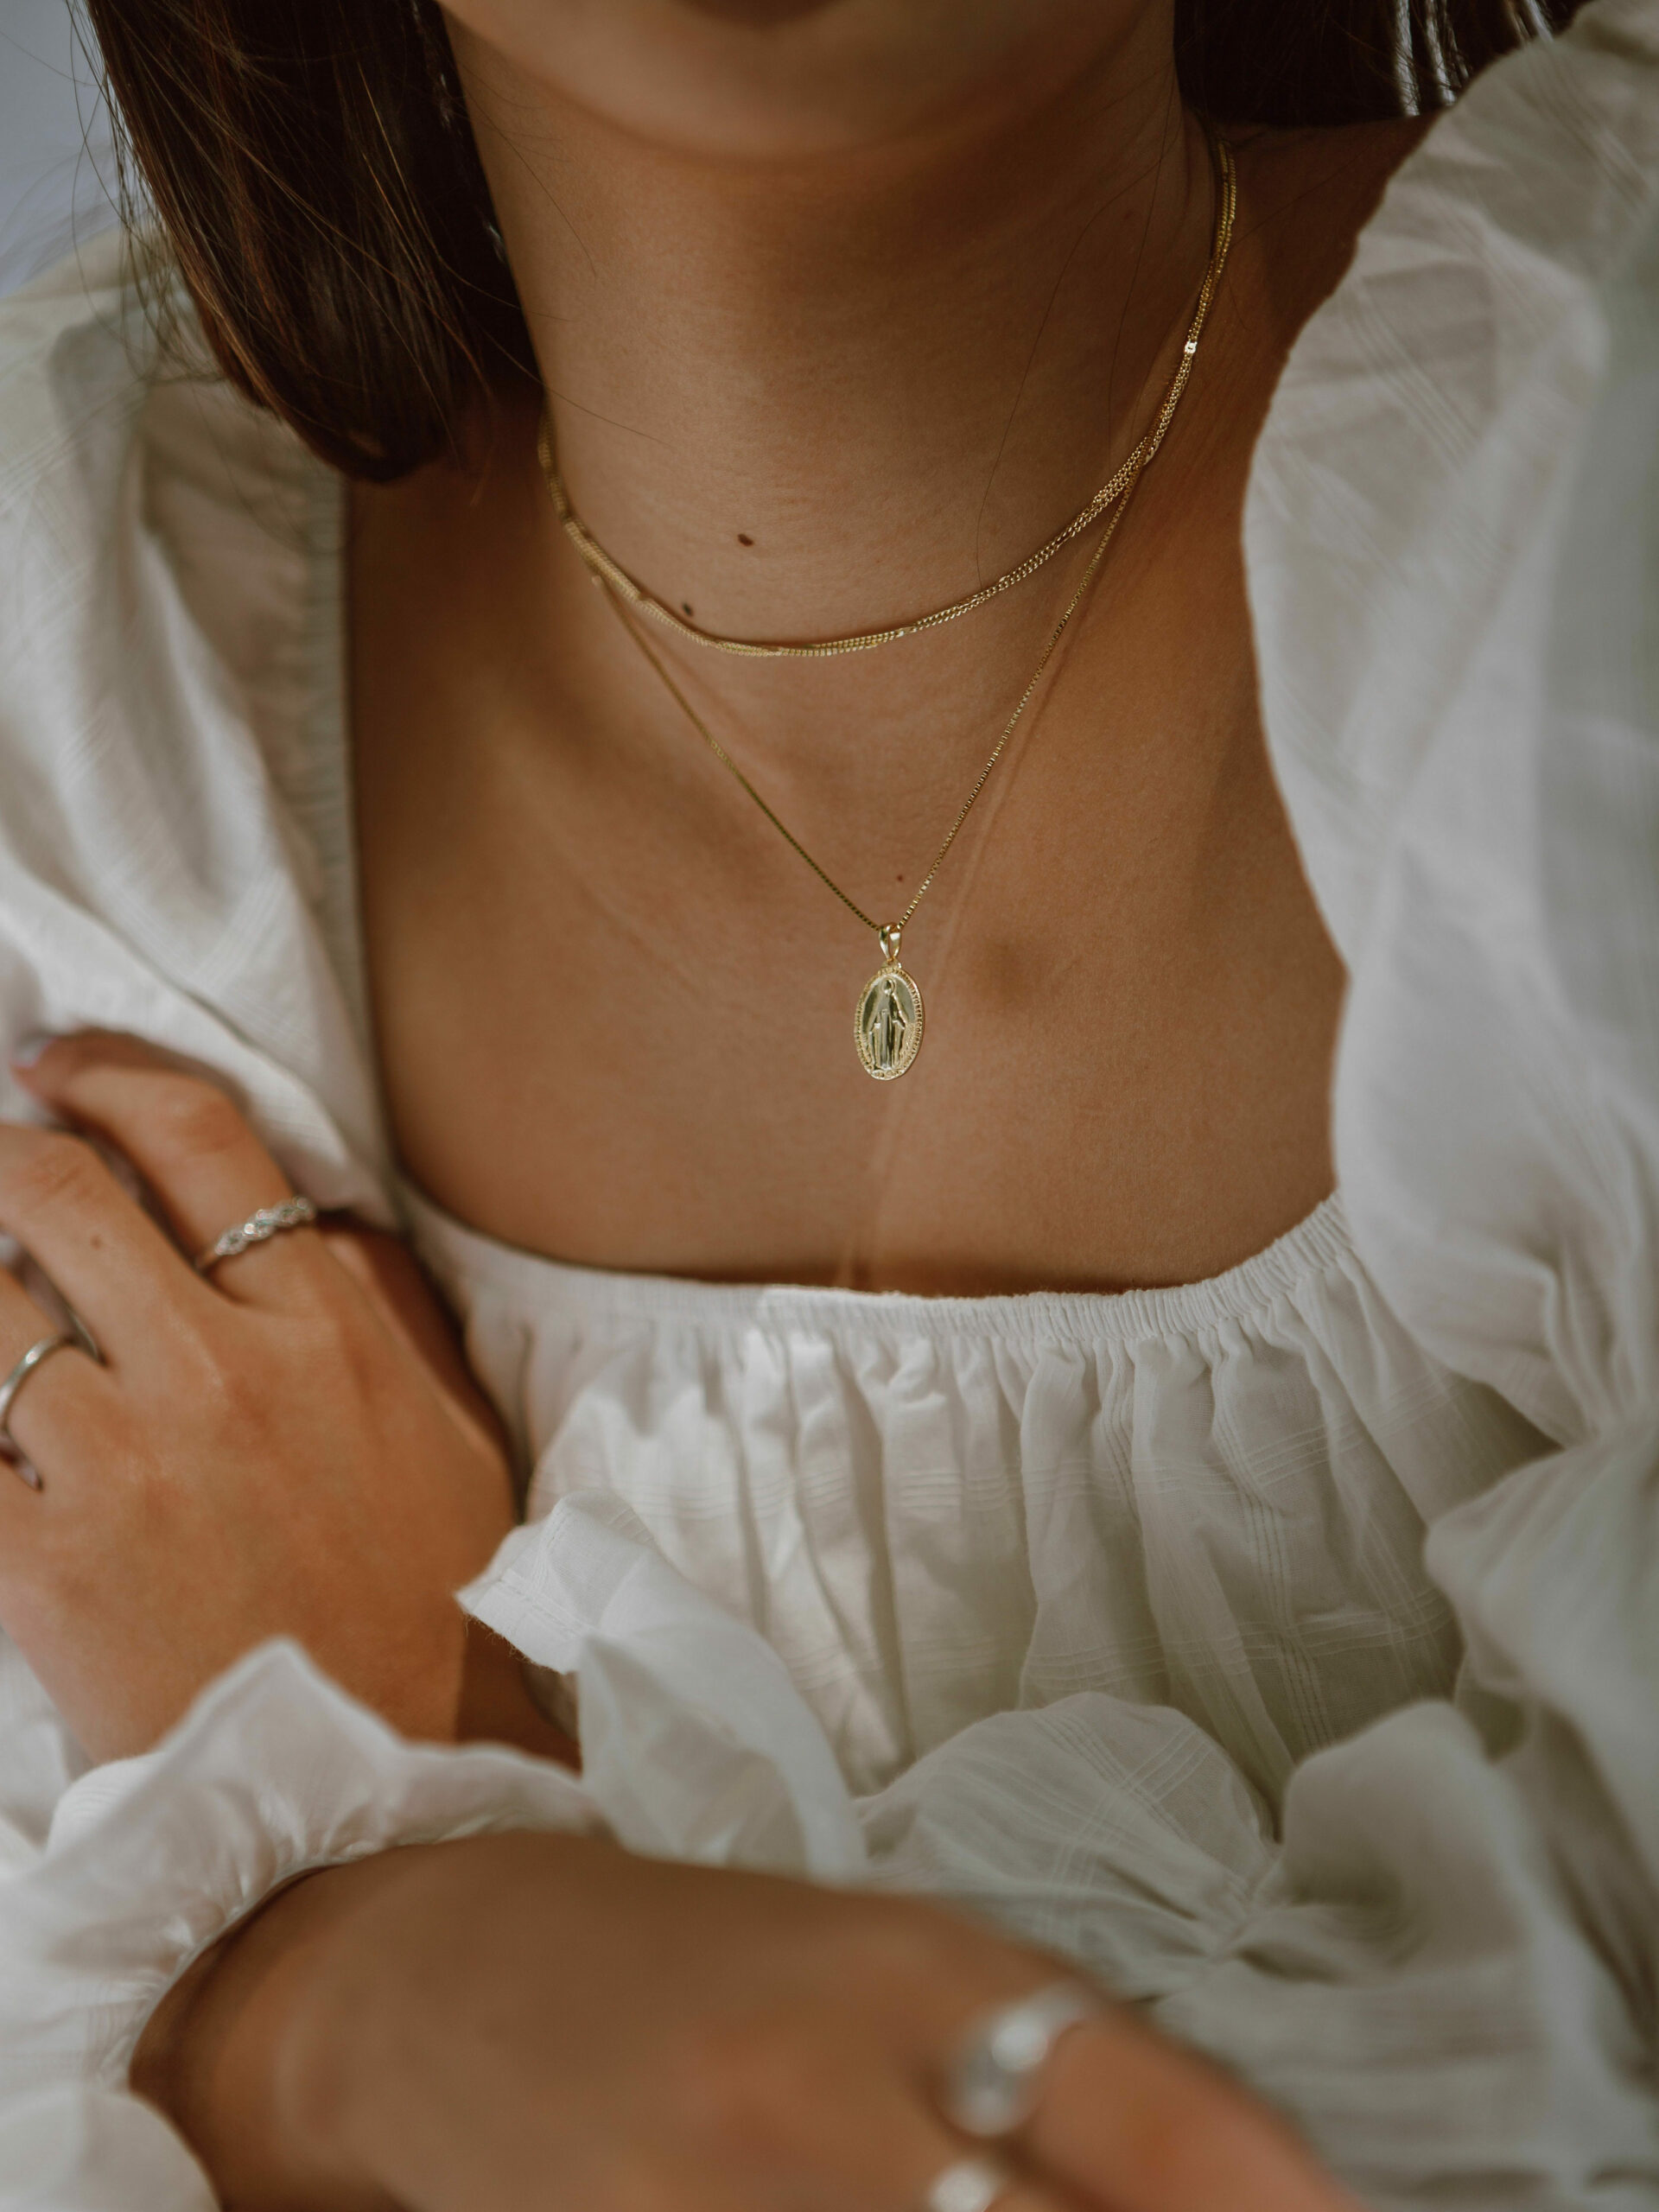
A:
353 460 1344 1297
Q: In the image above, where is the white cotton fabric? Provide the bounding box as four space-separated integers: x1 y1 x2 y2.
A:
0 3 1656 2202
412 1185 1540 1811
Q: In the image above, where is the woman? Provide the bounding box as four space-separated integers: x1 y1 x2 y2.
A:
0 0 1655 2204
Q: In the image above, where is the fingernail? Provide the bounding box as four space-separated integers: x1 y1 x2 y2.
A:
9 1034 54 1071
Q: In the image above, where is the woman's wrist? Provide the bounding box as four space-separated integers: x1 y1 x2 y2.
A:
132 1853 426 2212
456 1622 582 1768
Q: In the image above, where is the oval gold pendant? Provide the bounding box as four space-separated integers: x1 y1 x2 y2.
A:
855 961 925 1080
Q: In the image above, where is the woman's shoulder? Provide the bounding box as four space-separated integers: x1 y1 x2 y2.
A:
1230 115 1431 273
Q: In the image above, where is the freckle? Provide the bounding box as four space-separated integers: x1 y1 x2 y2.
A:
737 534 753 547
682 601 694 616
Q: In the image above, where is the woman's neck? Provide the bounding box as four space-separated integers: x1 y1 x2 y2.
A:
454 21 1214 646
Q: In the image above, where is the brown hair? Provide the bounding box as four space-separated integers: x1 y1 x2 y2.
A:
84 0 1573 482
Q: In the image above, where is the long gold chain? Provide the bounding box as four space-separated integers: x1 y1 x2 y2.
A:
541 131 1236 662
600 472 1140 943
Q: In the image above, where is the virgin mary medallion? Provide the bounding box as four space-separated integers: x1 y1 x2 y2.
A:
855 958 924 1081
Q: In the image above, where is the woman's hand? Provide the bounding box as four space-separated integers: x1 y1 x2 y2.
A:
0 1031 517 1759
137 1829 1361 2212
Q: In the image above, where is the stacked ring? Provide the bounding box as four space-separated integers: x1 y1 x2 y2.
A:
0 1333 79 1488
0 1186 315 1489
941 1980 1103 2139
916 1980 1105 2211
194 1194 318 1274
921 2152 1016 2212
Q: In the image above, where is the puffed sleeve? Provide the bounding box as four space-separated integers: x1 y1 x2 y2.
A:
0 229 391 1225
0 233 611 2201
1129 2 1659 2198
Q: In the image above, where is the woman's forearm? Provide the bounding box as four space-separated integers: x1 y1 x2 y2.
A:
127 1818 1368 2212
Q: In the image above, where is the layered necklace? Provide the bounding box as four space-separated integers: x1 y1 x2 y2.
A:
538 130 1236 1081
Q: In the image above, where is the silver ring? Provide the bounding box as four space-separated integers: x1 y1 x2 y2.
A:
921 2152 1014 2212
941 1980 1103 2139
194 1195 318 1274
0 1333 79 1489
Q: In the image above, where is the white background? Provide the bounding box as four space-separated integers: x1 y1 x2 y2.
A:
0 0 117 297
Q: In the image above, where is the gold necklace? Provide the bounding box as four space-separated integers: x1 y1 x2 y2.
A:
576 135 1235 1081
601 475 1139 1079
541 131 1236 662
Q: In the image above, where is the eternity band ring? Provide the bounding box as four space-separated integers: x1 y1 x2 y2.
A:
920 2152 1016 2212
194 1194 319 1274
940 1980 1105 2139
0 1333 81 1489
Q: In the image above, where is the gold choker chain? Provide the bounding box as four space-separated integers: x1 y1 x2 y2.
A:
538 131 1236 663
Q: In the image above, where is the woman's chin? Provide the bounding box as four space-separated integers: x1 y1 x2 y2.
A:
442 0 1148 162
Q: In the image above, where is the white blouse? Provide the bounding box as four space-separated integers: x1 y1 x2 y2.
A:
0 6 1657 2203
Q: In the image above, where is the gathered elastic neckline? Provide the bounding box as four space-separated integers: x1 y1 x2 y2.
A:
399 1178 1356 1346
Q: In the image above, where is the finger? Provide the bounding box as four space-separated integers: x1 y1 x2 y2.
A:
895 2145 1076 2212
0 1260 109 1496
0 1121 216 1351
1026 2016 1359 2212
871 2088 1079 2212
11 1033 333 1308
721 2053 1079 2212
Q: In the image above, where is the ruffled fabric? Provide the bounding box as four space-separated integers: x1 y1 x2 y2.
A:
463 1489 1285 2006
0 2088 215 2212
408 1183 1540 1809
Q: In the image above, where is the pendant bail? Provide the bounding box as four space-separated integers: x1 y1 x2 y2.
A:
877 923 904 966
